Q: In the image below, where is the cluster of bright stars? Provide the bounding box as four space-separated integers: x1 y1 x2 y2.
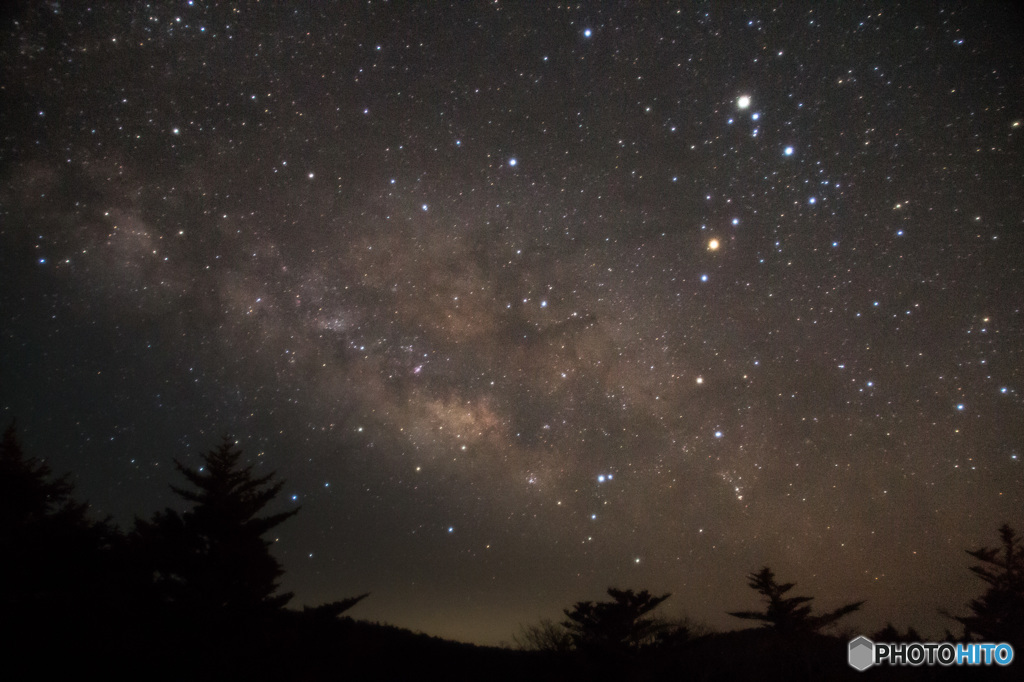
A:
738 95 798 158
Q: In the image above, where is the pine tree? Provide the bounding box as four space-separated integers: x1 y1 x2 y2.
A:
0 422 110 601
135 436 298 620
729 566 863 635
0 420 88 531
561 588 672 655
0 422 116 674
955 524 1024 649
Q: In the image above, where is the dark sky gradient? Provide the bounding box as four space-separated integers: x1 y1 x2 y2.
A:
2 2 1022 645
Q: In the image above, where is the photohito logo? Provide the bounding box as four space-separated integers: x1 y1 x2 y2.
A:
848 636 1014 670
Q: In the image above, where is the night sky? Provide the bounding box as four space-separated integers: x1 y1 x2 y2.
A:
2 2 1022 646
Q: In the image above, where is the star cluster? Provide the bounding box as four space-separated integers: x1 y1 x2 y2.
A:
1 3 1022 645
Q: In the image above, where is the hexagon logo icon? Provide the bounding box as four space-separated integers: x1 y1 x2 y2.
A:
848 636 874 671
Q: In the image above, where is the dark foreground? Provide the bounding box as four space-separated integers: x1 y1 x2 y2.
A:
8 614 1012 682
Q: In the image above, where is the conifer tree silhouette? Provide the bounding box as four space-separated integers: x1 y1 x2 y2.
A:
135 436 298 620
561 588 672 655
0 422 110 597
0 421 90 532
954 524 1024 649
729 567 863 635
0 422 115 672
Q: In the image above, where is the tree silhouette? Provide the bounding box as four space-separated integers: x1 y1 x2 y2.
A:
561 588 672 655
954 523 1024 649
872 623 922 642
0 420 89 531
0 421 118 674
134 436 299 621
0 421 112 598
514 618 575 653
729 567 864 635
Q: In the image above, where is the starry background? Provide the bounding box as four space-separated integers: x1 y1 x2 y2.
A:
1 1 1022 646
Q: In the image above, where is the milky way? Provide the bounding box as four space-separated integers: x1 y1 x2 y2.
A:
2 3 1022 644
